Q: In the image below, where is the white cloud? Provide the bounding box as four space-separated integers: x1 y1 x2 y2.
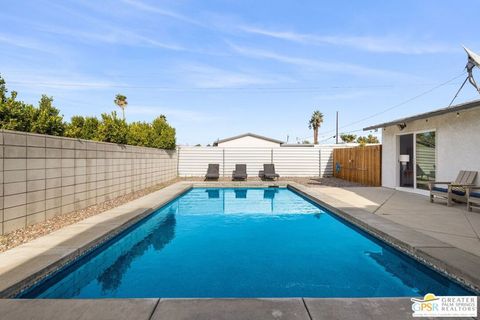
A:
178 64 292 88
228 43 412 78
240 26 455 54
4 71 123 91
0 33 61 55
26 1 185 51
121 0 205 27
128 105 224 123
40 24 183 51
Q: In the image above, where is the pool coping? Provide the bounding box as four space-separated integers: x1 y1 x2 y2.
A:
0 181 479 299
1 297 457 320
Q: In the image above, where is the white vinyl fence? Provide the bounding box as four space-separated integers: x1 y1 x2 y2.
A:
178 145 347 177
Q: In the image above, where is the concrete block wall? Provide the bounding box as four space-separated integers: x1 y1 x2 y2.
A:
0 130 177 235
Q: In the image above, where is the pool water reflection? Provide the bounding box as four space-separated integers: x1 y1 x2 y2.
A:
20 188 473 298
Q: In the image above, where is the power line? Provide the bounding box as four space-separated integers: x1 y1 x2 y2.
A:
312 71 466 139
335 71 466 131
317 128 367 144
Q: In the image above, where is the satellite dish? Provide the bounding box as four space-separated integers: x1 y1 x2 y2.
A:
464 46 480 68
463 46 480 94
448 46 480 106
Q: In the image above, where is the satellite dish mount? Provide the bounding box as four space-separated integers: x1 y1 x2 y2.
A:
448 47 480 106
465 47 480 93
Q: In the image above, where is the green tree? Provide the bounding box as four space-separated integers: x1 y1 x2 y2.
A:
65 116 99 140
83 116 100 140
150 115 176 149
127 121 152 147
65 116 85 138
340 133 357 143
357 134 379 145
31 95 65 136
308 110 324 145
114 94 128 120
0 77 44 133
0 90 36 132
0 75 7 104
96 111 128 144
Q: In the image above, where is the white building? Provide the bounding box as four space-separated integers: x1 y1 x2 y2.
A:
213 133 284 148
364 99 480 194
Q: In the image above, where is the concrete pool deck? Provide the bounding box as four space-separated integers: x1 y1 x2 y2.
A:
304 186 480 258
0 181 478 319
2 297 463 320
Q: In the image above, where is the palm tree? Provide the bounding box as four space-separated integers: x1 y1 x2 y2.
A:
114 94 128 120
308 110 324 144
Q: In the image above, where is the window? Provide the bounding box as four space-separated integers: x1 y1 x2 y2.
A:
415 131 436 190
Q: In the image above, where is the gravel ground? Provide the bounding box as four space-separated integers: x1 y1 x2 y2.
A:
0 178 180 253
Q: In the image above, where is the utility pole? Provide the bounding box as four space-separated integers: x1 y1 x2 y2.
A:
335 111 339 144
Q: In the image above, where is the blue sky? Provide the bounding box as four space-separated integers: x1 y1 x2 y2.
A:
1 0 479 145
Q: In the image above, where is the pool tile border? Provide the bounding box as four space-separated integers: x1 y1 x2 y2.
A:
0 180 479 299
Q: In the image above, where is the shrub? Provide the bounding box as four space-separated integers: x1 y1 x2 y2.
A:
31 95 65 136
0 76 7 104
340 133 357 143
96 111 128 144
151 115 176 149
0 91 36 132
127 121 152 147
65 116 99 140
357 134 379 145
65 116 85 138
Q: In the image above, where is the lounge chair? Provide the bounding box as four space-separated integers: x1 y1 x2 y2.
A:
259 164 280 180
467 187 480 211
232 164 247 180
205 164 220 180
428 170 477 206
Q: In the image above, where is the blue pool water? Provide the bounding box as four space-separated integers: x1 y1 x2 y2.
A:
20 188 472 298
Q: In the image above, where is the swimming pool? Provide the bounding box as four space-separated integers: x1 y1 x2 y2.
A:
20 187 473 298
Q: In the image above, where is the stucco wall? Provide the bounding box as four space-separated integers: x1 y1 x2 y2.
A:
381 107 480 188
0 130 177 235
217 136 281 147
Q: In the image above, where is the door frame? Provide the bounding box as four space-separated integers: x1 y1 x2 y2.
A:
395 129 437 195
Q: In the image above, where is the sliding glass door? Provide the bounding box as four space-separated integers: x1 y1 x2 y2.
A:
398 131 436 191
415 131 436 190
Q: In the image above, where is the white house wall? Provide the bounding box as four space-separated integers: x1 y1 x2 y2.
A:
381 107 480 188
217 136 281 147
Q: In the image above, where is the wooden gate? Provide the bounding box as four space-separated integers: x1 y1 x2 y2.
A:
333 145 382 186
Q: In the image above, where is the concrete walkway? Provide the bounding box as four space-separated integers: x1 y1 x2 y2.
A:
3 298 467 320
306 186 480 257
